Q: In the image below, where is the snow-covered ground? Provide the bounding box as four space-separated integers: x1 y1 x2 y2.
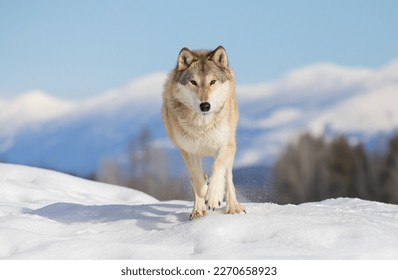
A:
1 163 397 259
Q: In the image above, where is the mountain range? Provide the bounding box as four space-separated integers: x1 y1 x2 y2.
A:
1 60 398 177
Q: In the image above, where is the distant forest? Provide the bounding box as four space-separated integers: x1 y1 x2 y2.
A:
272 132 398 205
96 128 398 205
96 128 191 201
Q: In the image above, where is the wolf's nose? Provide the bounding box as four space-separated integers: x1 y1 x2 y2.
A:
199 102 211 112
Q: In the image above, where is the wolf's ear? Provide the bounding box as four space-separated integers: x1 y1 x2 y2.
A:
208 46 228 68
177 47 197 70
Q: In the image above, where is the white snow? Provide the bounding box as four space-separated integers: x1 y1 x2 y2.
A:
1 163 397 259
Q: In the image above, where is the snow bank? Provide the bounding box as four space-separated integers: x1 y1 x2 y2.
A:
0 163 397 259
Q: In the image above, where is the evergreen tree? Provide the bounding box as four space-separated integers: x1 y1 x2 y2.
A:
379 135 398 203
273 133 383 204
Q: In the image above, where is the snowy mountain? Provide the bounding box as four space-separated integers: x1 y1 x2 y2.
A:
236 60 398 165
1 163 397 259
0 90 76 152
1 60 398 176
0 74 166 174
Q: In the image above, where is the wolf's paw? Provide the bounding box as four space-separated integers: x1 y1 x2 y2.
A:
225 201 246 215
190 198 207 220
205 189 224 211
190 209 207 220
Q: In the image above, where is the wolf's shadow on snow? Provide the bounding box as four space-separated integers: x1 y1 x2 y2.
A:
23 203 189 230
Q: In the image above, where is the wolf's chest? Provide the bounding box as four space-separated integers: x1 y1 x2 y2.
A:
175 119 229 156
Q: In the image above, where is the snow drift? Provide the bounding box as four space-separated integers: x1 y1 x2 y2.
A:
1 163 397 259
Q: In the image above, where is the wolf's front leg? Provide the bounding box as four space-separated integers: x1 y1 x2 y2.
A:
205 148 231 210
190 191 207 220
190 173 209 220
205 172 225 210
180 150 208 219
180 150 208 197
225 166 246 214
224 144 245 214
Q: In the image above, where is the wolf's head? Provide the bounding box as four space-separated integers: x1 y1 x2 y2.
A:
173 46 234 115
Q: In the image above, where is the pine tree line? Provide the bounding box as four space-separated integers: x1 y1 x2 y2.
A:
273 133 398 204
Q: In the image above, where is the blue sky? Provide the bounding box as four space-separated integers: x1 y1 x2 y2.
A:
0 0 397 99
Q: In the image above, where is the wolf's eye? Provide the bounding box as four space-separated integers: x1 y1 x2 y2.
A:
210 80 216 85
190 80 197 86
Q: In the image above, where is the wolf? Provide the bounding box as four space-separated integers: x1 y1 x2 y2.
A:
162 46 245 220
